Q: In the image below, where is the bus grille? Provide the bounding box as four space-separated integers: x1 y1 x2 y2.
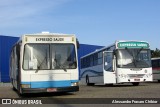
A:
128 74 145 78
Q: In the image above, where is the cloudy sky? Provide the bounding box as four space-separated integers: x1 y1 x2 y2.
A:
0 0 160 49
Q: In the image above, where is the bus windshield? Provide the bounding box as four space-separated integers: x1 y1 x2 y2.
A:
23 44 77 70
116 49 151 68
51 44 77 70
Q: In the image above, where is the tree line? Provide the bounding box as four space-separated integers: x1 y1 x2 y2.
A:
151 48 160 58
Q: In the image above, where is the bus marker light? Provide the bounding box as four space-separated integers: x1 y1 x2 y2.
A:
71 82 79 86
21 84 30 88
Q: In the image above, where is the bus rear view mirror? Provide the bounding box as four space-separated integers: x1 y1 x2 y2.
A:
76 39 80 49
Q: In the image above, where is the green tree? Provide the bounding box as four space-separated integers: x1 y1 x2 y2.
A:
151 48 160 58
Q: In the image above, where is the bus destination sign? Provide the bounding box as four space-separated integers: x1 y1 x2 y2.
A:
36 38 64 41
117 42 149 49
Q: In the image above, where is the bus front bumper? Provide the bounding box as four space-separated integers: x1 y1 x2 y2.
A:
22 86 79 94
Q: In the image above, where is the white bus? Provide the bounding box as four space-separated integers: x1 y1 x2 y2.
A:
151 57 160 82
10 32 79 94
80 40 152 86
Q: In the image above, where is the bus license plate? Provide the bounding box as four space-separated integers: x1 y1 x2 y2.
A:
47 88 57 92
134 79 140 81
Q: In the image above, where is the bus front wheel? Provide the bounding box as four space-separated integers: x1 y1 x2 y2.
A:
86 75 94 86
132 82 139 86
11 79 16 91
86 75 89 85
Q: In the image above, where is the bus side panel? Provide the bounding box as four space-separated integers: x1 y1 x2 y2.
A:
153 69 160 81
10 46 19 90
80 65 104 85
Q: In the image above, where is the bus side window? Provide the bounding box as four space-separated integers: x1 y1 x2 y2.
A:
158 59 160 67
152 60 158 68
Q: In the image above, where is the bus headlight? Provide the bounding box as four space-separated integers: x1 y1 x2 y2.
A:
71 82 79 86
21 84 30 88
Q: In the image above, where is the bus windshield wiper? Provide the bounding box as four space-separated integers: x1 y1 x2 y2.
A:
59 64 67 72
54 58 67 72
35 57 46 73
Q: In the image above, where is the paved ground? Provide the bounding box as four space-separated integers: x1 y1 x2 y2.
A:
0 82 160 98
0 82 160 106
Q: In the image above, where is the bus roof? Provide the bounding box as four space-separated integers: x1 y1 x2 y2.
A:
81 43 114 59
116 40 149 43
22 32 75 37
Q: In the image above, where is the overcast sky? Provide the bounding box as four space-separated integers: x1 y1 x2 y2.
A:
0 0 160 49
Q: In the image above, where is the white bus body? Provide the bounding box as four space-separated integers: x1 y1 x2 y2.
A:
151 57 160 82
80 40 152 86
10 33 79 94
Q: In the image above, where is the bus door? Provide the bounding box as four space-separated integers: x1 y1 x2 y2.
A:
103 51 116 84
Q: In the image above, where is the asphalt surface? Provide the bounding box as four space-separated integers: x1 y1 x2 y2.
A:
0 82 160 107
0 82 160 98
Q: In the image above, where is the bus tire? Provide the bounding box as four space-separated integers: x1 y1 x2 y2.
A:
11 79 16 91
158 80 160 83
18 85 24 96
12 86 16 91
17 81 23 96
86 75 94 86
19 87 23 95
132 82 139 86
86 75 89 85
